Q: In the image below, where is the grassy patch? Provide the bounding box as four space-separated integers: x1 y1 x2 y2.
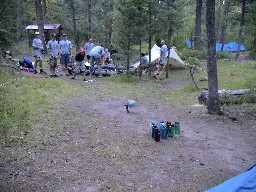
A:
1 58 255 140
106 74 138 83
0 77 76 140
217 60 256 90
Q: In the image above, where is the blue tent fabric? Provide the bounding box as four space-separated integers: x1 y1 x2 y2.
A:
206 163 256 192
216 43 222 52
216 42 246 52
185 39 193 48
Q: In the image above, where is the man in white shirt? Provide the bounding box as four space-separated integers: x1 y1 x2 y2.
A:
158 39 168 73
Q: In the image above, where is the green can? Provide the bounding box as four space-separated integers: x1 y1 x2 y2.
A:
175 122 180 134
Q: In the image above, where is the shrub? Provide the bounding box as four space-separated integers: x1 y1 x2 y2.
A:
180 49 207 60
216 51 233 59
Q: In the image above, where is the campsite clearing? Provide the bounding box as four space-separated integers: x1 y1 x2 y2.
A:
0 59 255 192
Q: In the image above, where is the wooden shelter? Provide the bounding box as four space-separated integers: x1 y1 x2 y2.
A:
25 24 63 47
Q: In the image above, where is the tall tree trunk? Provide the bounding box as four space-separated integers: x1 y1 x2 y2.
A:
220 0 229 51
88 0 92 38
166 30 172 78
35 0 46 52
108 4 114 46
43 0 46 18
236 0 246 61
148 1 152 77
206 0 222 115
70 0 79 50
166 0 175 78
194 0 202 50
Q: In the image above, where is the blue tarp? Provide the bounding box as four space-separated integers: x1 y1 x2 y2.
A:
216 43 222 52
223 42 246 52
185 39 193 48
206 163 256 192
185 40 246 52
216 42 246 52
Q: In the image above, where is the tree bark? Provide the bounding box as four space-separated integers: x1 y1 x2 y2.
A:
87 0 92 38
206 0 222 115
35 0 46 52
236 0 246 61
43 0 46 18
148 1 152 77
194 0 202 50
220 0 229 51
70 0 79 50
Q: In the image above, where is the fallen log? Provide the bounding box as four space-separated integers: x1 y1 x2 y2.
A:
198 89 256 105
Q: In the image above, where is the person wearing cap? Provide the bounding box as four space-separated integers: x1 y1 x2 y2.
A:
59 34 73 76
32 31 46 74
84 38 94 62
71 47 87 81
89 45 105 78
157 39 168 74
47 33 59 77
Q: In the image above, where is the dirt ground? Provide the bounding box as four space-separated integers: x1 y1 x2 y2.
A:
0 69 255 192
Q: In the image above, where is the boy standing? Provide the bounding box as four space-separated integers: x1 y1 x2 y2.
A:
59 34 72 76
84 38 94 62
47 33 59 77
32 31 46 74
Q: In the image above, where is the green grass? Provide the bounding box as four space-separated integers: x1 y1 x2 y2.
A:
217 61 256 90
0 58 255 140
0 76 79 140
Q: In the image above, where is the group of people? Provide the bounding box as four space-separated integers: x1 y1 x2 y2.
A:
32 32 112 80
32 32 168 80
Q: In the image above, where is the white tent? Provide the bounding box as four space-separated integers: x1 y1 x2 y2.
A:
169 47 185 64
130 44 184 69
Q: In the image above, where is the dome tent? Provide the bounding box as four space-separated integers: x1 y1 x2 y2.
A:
206 163 256 192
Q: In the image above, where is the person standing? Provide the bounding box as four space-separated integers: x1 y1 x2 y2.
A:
59 34 72 76
32 31 46 74
71 47 87 81
84 38 94 62
47 33 59 77
89 45 105 78
158 39 168 73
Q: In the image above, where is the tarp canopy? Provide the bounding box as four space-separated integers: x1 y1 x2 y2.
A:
185 39 246 52
206 163 256 192
223 42 246 52
216 42 246 52
131 44 184 69
216 43 222 52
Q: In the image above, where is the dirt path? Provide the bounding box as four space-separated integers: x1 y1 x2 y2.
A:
0 74 255 192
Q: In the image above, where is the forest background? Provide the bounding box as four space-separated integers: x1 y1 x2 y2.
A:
0 1 256 191
0 0 256 64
